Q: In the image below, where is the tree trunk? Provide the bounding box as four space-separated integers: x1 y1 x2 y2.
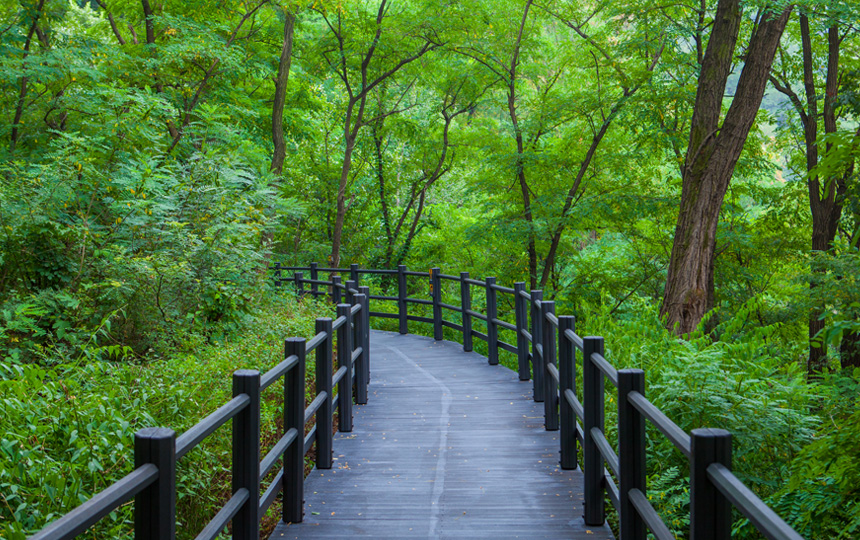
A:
805 20 846 374
331 131 355 268
661 3 792 335
270 10 295 174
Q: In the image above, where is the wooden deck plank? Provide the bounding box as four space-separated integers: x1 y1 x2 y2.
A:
269 331 614 539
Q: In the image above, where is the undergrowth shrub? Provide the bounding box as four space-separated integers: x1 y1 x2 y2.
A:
0 291 326 539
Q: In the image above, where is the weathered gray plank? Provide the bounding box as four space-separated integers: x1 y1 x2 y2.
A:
270 331 614 539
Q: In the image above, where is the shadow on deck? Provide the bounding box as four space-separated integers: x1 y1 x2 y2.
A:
270 330 614 539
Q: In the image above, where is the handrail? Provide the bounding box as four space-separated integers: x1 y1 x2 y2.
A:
29 465 159 540
32 269 373 540
32 262 804 540
628 391 692 458
176 395 250 459
271 263 806 540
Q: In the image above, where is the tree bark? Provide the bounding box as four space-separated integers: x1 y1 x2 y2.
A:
270 10 295 174
9 0 46 154
661 2 792 335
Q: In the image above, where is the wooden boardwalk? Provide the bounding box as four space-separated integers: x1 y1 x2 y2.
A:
270 331 614 539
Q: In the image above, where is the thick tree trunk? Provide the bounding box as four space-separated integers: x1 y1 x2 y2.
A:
270 10 295 174
661 3 792 334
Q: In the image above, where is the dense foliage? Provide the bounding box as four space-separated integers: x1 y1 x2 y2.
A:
1 0 858 538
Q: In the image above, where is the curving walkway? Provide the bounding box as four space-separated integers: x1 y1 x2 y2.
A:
270 331 614 539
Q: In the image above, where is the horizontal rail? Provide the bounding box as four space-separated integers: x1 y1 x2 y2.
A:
176 395 250 459
331 315 347 330
30 464 159 540
490 283 515 294
437 273 461 280
358 268 396 275
564 388 584 423
606 472 620 512
545 312 559 328
439 302 462 312
546 362 560 384
304 392 328 424
498 340 518 355
464 277 486 286
563 328 583 350
589 352 618 386
303 426 316 455
369 311 398 319
295 277 333 286
306 331 328 353
708 463 805 540
520 328 532 342
260 428 298 480
494 318 516 331
193 488 249 540
259 468 283 514
407 314 434 324
350 303 362 315
629 488 675 540
333 365 348 386
592 427 620 479
260 354 299 391
350 347 362 364
472 329 488 342
442 320 464 332
466 309 488 322
518 289 531 300
406 297 433 306
628 392 692 458
369 294 398 302
404 270 429 277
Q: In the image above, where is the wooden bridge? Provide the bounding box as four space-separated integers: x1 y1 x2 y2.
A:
271 330 612 539
30 264 805 540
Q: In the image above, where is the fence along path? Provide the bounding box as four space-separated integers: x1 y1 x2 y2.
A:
271 330 612 539
276 263 806 540
27 263 806 540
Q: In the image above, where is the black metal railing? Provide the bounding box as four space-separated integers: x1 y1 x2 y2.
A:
31 261 806 540
29 282 371 540
275 262 805 540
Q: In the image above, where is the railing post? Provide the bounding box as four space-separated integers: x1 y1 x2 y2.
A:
558 315 577 469
541 300 558 430
359 285 371 391
345 280 357 305
331 275 342 304
316 317 333 469
486 277 499 365
691 429 732 540
337 303 354 432
353 292 367 405
283 337 306 524
583 336 606 526
352 294 367 405
310 262 319 297
295 271 304 298
350 263 360 286
514 282 529 381
274 262 282 288
619 369 646 540
134 427 176 539
531 290 544 402
232 369 261 540
397 265 408 334
431 267 443 341
460 272 472 352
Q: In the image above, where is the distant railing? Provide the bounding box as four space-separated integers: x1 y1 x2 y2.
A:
28 282 371 540
275 262 805 540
